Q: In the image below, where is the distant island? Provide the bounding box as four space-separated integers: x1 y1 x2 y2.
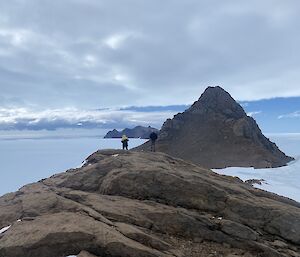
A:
104 125 158 139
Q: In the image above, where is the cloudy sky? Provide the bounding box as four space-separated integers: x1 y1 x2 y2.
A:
0 0 299 131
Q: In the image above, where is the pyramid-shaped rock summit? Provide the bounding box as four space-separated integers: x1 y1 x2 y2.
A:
137 86 293 168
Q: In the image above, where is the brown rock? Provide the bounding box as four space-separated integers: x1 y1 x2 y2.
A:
0 150 299 257
0 212 168 257
115 222 171 251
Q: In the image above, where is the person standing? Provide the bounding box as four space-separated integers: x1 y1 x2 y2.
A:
121 135 129 150
149 132 158 152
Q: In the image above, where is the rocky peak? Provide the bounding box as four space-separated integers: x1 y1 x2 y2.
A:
136 86 294 169
187 86 246 119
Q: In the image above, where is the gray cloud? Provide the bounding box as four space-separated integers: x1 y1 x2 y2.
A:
0 0 300 109
278 111 300 119
0 107 176 130
247 111 262 117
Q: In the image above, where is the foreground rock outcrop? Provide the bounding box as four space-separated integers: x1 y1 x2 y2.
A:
136 86 293 168
0 150 299 257
104 126 158 139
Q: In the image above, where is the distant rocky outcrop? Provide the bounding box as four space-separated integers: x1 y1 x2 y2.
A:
0 150 299 257
136 86 294 168
104 126 158 139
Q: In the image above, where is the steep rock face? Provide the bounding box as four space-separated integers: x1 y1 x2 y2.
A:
0 150 299 257
136 86 293 168
104 126 158 139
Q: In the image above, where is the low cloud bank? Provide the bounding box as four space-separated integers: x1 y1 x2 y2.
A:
0 107 178 130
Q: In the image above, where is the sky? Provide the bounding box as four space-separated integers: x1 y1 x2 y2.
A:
0 0 299 131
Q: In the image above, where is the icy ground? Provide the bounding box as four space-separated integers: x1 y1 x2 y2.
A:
0 136 147 196
213 133 300 203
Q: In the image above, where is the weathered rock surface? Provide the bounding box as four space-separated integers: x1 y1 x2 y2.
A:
136 86 293 168
104 126 158 139
77 251 99 257
0 150 299 257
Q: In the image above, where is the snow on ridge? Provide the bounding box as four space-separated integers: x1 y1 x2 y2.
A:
0 219 22 235
0 225 11 234
76 159 87 168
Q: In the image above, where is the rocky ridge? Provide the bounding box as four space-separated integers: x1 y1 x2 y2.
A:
136 86 293 168
0 150 299 257
104 126 158 139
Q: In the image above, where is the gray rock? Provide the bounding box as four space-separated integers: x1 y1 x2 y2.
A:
220 220 258 241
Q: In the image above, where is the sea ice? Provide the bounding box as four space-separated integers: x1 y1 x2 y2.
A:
213 133 300 203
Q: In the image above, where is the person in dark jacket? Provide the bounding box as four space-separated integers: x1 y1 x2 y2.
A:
149 132 158 152
121 135 129 150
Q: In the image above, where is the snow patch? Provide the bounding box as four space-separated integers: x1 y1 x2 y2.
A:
0 225 11 234
81 160 87 167
76 159 88 168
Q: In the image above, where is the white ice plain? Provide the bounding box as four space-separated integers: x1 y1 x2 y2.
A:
213 133 300 203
